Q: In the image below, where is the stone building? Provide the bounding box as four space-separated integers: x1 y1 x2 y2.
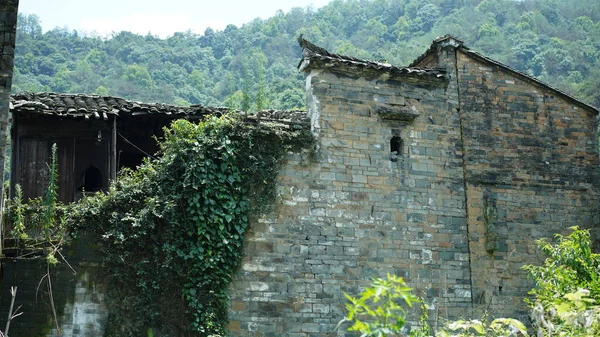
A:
226 36 599 336
0 33 598 336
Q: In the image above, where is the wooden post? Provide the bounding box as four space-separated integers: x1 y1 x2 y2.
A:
111 115 117 180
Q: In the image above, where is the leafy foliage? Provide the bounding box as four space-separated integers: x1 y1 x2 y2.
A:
42 143 60 240
528 289 600 336
523 227 600 337
9 185 27 241
341 227 600 337
338 274 421 337
522 226 600 307
65 114 314 336
439 317 528 337
6 143 67 248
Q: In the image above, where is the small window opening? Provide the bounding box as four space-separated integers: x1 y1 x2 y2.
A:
82 165 103 192
390 136 403 162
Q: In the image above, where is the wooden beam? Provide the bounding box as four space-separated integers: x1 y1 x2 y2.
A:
111 115 117 180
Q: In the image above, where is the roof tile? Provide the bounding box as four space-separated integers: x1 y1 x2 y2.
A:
9 92 311 129
297 35 447 79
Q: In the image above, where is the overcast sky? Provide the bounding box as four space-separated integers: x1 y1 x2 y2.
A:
18 0 333 37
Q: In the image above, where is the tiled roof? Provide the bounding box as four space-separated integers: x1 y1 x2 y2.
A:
10 92 310 129
409 35 600 114
297 35 447 79
10 92 232 120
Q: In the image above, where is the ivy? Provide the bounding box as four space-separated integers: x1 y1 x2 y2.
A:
66 114 314 336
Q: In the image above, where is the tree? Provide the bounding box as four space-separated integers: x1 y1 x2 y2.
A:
254 66 269 111
522 227 600 336
352 18 388 50
409 3 441 33
50 66 72 92
240 64 252 112
94 86 109 96
17 13 42 39
123 64 153 89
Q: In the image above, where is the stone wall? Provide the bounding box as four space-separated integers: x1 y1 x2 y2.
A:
0 237 108 337
228 39 600 336
228 68 473 336
455 50 600 318
0 0 18 203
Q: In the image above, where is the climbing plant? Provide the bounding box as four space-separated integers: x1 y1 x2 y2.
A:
66 114 314 336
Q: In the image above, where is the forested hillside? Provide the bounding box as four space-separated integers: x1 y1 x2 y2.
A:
12 0 600 110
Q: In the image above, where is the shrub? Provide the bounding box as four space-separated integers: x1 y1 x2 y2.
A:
338 274 421 337
340 227 600 337
523 226 600 336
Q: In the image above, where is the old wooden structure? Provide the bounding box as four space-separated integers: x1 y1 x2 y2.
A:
9 93 309 203
9 93 233 202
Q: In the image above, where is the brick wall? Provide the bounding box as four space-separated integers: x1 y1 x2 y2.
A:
0 0 18 207
229 39 599 336
455 50 600 318
228 67 473 336
0 237 108 337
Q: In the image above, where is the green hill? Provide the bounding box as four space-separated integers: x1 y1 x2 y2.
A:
12 0 600 110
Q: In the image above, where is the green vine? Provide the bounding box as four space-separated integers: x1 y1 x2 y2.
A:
67 114 314 336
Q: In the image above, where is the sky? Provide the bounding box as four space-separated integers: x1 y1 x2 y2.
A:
18 0 334 38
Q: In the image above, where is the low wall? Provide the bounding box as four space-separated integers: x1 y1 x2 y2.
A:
0 237 108 337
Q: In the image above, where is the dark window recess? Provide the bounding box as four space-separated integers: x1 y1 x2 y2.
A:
390 136 403 162
81 165 103 192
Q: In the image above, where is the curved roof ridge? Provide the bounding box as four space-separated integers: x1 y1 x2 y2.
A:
297 35 447 79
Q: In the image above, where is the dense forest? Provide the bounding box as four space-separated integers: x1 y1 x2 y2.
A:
12 0 600 110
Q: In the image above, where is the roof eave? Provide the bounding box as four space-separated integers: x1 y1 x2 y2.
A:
9 92 311 128
298 35 448 81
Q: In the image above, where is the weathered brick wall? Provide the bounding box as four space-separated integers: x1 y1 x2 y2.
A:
228 68 473 336
455 50 600 318
0 0 18 201
0 237 108 337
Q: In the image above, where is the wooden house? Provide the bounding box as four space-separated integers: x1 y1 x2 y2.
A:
9 93 308 203
9 93 233 202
